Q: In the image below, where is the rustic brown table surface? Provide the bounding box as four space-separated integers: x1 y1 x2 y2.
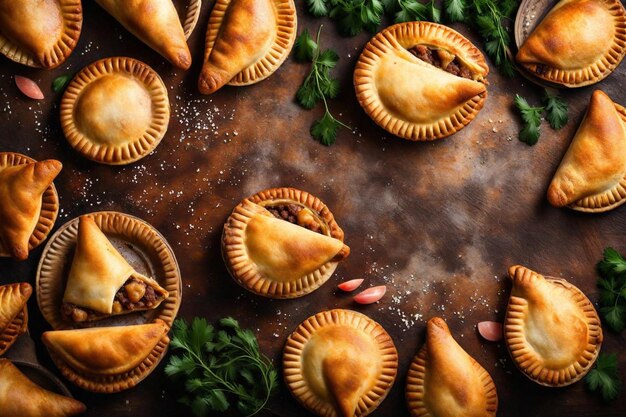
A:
1 2 625 417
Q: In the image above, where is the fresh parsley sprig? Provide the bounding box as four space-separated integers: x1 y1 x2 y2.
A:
165 317 278 417
542 89 568 129
386 0 441 23
596 247 626 332
514 89 568 145
295 26 350 145
308 0 384 36
585 353 621 401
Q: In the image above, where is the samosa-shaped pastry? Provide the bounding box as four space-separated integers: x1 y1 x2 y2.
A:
406 317 498 417
0 159 62 260
62 216 168 322
548 90 626 212
0 282 31 356
198 0 297 94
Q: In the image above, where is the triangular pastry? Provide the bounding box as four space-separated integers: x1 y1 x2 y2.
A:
0 159 62 260
198 0 297 94
406 317 498 417
95 0 191 69
355 21 489 141
222 187 350 298
0 359 86 417
283 309 398 417
0 0 82 68
547 90 626 212
504 265 602 386
516 0 626 87
42 321 169 376
0 283 31 356
62 216 168 323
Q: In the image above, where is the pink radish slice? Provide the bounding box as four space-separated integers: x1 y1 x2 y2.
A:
15 75 44 100
353 286 386 304
338 279 364 292
477 321 503 342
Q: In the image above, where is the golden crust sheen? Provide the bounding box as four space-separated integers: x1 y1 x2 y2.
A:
0 0 82 68
0 283 32 356
283 309 398 417
406 317 497 417
547 90 626 212
354 21 488 141
516 0 626 87
504 265 602 387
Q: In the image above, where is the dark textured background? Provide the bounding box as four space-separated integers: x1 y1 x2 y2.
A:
0 1 625 416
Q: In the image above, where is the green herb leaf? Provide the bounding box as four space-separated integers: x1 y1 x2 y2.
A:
52 74 72 92
311 111 341 146
597 247 626 332
543 89 568 129
585 353 621 401
444 0 466 22
294 29 318 62
308 0 328 16
166 317 278 417
514 94 543 146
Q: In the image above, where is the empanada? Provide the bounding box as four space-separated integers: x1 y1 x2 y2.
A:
62 216 168 323
0 283 31 356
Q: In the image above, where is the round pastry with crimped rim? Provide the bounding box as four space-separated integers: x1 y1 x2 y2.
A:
60 57 170 165
283 309 398 417
222 187 350 299
354 21 488 141
504 265 603 387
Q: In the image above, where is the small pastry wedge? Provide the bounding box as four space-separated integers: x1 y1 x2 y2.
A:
95 0 191 69
198 0 297 94
354 21 489 141
504 265 602 387
547 90 626 212
0 283 31 356
283 309 398 417
0 359 86 417
0 0 82 68
222 187 350 298
406 317 498 417
60 57 170 165
0 156 62 260
62 216 169 323
516 0 626 87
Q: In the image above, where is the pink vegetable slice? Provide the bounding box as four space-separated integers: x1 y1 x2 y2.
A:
353 285 386 304
15 75 44 100
337 279 364 292
477 321 503 342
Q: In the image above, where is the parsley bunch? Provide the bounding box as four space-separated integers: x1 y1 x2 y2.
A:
385 0 441 23
307 0 384 36
585 353 621 401
514 90 568 145
597 247 626 332
295 26 350 145
165 317 278 417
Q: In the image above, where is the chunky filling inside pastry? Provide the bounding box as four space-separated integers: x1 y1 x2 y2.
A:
409 45 473 79
261 201 329 235
62 278 162 322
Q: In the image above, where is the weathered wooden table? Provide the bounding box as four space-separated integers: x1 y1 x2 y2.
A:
0 2 625 416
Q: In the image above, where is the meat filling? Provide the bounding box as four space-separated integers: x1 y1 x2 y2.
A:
62 278 161 322
266 204 324 234
409 45 472 79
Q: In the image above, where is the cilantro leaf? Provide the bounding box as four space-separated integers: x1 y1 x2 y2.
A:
585 353 621 401
307 0 328 16
311 111 341 146
514 94 543 146
543 89 568 129
597 247 626 332
294 29 318 62
444 0 466 22
52 74 72 92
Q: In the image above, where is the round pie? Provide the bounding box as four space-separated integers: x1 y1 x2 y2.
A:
0 0 82 68
504 265 603 386
283 309 398 417
60 57 170 165
354 21 489 141
516 0 626 88
222 187 350 298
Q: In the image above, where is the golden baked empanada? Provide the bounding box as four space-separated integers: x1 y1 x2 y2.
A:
0 159 62 260
0 359 86 417
222 187 349 298
0 283 31 356
283 309 398 417
548 90 626 212
0 0 82 68
406 317 498 417
95 0 191 69
355 21 488 141
198 0 297 94
504 265 602 386
62 216 168 322
516 0 626 87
